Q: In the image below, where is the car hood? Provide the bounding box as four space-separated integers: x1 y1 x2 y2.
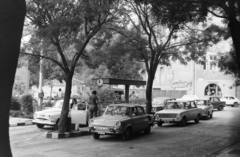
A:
155 109 186 114
35 108 62 115
92 115 130 126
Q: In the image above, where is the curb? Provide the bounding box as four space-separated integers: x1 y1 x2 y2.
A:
9 121 33 127
45 130 91 139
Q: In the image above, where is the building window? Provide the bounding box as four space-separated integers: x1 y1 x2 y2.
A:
200 56 207 70
204 84 222 96
209 55 218 71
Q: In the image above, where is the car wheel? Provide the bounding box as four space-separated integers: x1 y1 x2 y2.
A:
234 102 239 107
195 115 200 123
122 128 131 141
92 133 100 139
157 122 163 127
144 125 151 134
179 117 186 127
218 106 223 111
36 124 45 128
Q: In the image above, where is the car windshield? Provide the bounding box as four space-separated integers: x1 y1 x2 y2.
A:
105 106 130 116
195 100 207 106
164 102 186 109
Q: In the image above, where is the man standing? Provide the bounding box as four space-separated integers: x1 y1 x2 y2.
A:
89 90 99 119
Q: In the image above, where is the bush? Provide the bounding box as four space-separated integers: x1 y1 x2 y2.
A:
9 110 33 119
42 101 54 108
19 94 33 114
11 97 21 110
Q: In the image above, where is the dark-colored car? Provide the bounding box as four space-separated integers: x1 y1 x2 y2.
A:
203 96 226 111
89 103 154 141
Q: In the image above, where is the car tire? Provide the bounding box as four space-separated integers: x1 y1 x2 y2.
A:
179 117 186 127
144 125 151 134
36 124 45 128
233 102 239 107
93 133 100 139
195 115 200 123
122 128 131 141
157 122 163 127
218 106 223 111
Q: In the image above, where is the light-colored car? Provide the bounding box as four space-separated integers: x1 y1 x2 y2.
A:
154 100 202 127
152 97 176 113
220 96 240 107
180 95 198 100
89 104 154 141
194 98 213 119
32 99 89 129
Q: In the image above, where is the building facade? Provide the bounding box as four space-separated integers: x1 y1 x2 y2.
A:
153 52 236 97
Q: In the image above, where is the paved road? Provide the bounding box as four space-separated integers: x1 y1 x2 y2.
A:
10 107 240 157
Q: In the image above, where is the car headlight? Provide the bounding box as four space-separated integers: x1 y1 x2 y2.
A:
48 115 52 120
203 109 207 113
115 121 121 127
176 114 181 120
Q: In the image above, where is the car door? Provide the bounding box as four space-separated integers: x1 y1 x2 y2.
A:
229 96 235 105
71 102 88 125
136 107 149 131
190 101 198 119
130 107 142 132
185 102 193 120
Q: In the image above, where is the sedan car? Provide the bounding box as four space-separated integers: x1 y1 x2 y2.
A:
89 104 154 141
194 98 213 119
155 100 202 127
220 95 240 107
151 97 176 113
32 99 89 129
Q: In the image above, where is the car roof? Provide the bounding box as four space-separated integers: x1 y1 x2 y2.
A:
167 100 194 103
108 103 142 107
153 97 175 100
193 98 210 101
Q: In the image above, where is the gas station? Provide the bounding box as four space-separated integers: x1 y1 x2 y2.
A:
92 78 146 103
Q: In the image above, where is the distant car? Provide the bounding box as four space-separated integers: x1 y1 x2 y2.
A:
89 104 154 141
204 96 226 111
220 96 240 107
194 98 213 119
32 99 89 129
154 100 202 127
180 95 198 100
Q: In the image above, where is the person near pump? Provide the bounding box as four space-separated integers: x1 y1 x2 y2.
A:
89 90 99 119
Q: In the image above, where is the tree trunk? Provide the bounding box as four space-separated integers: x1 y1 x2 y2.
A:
228 17 240 71
146 74 154 114
0 0 26 156
58 73 73 132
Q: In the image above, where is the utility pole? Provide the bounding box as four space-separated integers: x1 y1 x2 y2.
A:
38 49 43 110
193 61 196 95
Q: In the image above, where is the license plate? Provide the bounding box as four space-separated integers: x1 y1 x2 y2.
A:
97 131 105 135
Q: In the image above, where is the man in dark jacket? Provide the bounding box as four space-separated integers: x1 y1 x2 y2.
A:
89 90 99 119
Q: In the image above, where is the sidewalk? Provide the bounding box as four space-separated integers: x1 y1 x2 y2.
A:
9 117 33 127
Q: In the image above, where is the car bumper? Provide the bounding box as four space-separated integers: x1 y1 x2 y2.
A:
32 119 56 126
155 118 181 123
89 126 123 135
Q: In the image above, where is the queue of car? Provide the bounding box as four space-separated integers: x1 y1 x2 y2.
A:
32 94 236 141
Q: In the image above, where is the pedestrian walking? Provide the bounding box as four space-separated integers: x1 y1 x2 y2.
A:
89 90 99 119
57 88 63 99
70 98 78 109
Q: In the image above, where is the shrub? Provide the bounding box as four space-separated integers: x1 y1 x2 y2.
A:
42 101 54 108
19 94 33 114
11 97 21 110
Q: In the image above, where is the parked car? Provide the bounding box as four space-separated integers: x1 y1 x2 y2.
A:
204 96 226 111
141 97 176 114
220 95 240 107
89 103 154 141
194 98 213 119
154 100 202 127
32 99 89 129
